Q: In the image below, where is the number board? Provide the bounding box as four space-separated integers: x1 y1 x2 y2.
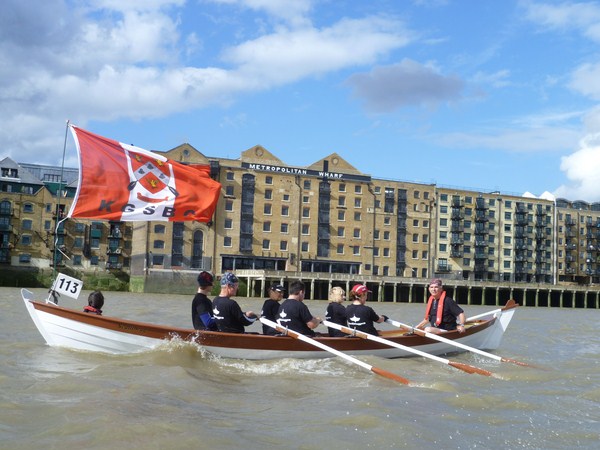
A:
51 273 84 300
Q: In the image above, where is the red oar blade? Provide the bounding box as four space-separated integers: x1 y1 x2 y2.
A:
449 361 493 377
370 366 411 385
501 357 536 368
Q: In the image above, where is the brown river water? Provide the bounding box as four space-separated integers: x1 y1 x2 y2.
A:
1 287 599 449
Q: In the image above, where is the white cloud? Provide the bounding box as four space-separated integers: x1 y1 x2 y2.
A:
0 0 408 164
554 133 600 201
224 17 410 85
552 107 600 201
522 0 600 42
90 0 186 13
470 70 511 88
435 126 580 153
569 62 600 100
207 0 314 27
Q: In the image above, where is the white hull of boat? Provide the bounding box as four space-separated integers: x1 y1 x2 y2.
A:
22 288 516 360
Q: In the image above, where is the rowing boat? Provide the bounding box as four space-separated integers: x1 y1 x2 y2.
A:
21 288 518 360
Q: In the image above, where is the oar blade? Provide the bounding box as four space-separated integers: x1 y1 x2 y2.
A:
501 357 534 368
263 318 412 385
370 366 411 385
449 361 493 377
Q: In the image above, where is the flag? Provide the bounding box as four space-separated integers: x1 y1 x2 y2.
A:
68 125 221 222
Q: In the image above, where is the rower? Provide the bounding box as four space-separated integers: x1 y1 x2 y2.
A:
415 278 466 334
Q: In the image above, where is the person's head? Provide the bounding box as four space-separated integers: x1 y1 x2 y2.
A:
197 271 214 292
329 286 346 303
269 284 285 301
349 284 370 303
88 290 104 310
428 278 444 297
220 272 239 297
288 280 305 300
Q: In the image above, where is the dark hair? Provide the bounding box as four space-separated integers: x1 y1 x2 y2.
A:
197 271 214 287
88 291 104 309
288 280 305 295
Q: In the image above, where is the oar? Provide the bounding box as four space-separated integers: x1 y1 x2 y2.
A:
386 318 532 368
323 320 493 377
466 300 518 322
466 308 503 322
259 318 410 385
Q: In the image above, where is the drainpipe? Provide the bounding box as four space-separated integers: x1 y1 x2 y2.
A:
552 199 557 285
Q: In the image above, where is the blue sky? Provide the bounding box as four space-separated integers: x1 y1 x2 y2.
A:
3 0 600 200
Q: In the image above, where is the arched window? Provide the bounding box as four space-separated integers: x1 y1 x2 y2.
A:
191 230 204 268
0 200 11 215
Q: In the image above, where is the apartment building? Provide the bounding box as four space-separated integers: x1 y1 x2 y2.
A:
434 189 555 283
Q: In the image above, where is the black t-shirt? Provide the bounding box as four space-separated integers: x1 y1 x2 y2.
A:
325 302 347 337
427 295 464 331
191 292 217 331
260 298 280 335
212 296 254 333
346 303 380 335
277 298 315 336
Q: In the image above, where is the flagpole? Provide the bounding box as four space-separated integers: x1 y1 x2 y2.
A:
52 120 70 280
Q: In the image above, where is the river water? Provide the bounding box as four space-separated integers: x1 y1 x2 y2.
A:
1 287 599 449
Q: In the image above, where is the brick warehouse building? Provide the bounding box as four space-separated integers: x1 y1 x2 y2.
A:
3 144 600 302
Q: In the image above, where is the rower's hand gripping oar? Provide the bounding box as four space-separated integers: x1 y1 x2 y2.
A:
323 320 493 377
259 318 410 385
386 318 532 368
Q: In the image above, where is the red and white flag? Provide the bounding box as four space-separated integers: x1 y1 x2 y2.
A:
68 125 221 222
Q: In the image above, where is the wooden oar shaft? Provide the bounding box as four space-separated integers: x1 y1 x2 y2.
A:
387 319 532 368
466 309 502 322
388 319 502 361
467 300 518 322
323 320 492 377
259 318 410 385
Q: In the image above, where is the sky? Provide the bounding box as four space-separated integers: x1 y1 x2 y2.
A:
3 0 600 201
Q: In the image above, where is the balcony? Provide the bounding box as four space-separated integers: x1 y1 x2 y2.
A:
107 247 122 255
475 198 487 210
474 227 489 235
515 214 529 225
437 263 452 273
